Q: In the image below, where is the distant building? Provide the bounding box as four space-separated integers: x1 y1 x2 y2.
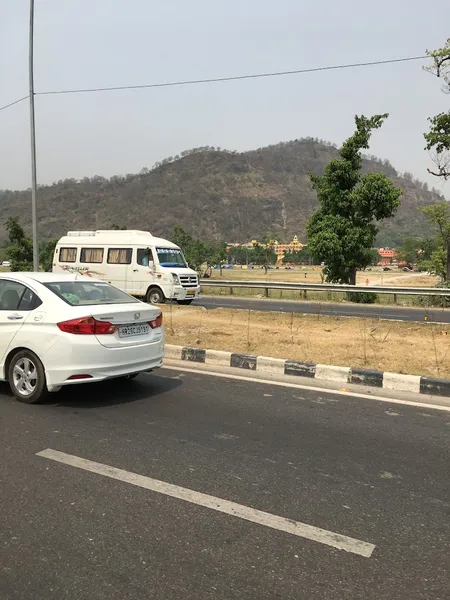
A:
227 235 305 264
377 248 397 266
272 235 304 263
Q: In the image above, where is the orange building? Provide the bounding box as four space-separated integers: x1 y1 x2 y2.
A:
377 248 397 266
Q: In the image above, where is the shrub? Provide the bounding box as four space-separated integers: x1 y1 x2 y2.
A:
347 291 378 304
413 282 450 308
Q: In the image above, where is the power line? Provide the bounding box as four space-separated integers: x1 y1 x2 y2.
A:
0 95 29 112
36 55 427 97
0 54 429 111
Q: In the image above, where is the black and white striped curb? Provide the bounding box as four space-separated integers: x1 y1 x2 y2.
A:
164 345 450 398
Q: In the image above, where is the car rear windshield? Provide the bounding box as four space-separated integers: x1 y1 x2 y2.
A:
44 281 137 306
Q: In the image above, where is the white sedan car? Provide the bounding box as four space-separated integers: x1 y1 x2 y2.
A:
0 273 164 404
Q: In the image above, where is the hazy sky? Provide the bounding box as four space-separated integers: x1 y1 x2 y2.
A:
0 0 448 195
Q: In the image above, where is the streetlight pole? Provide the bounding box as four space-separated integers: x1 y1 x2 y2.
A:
29 0 39 271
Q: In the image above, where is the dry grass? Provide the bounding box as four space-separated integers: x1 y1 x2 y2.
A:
163 305 450 378
393 274 439 287
210 267 438 287
212 267 324 283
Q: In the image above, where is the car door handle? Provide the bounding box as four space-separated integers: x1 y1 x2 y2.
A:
133 269 139 272
7 314 24 320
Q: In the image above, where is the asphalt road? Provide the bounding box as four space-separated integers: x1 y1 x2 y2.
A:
196 295 450 323
1 370 449 600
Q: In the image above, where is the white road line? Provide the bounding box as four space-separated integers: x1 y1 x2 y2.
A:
37 448 375 558
162 365 450 413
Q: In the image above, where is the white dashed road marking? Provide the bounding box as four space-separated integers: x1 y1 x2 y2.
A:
37 448 375 558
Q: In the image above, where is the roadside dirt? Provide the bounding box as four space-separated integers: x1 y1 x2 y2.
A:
163 305 450 378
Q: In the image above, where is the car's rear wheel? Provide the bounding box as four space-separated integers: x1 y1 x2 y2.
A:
8 350 47 404
146 287 165 304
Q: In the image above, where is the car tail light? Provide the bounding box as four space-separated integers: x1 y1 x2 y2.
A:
57 317 119 335
67 374 93 380
149 313 163 329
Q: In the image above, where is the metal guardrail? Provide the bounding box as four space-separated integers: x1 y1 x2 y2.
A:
200 279 450 298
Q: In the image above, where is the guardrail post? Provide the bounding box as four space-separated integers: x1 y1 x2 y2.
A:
393 294 397 305
264 287 269 298
229 286 233 295
303 290 307 300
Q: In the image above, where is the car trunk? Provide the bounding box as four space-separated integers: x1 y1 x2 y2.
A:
89 303 162 348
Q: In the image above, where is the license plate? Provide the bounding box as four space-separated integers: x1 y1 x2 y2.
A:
187 290 196 296
118 324 150 338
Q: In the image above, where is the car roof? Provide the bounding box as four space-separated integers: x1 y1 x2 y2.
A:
0 272 102 284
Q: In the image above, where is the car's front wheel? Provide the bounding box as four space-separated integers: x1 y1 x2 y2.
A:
8 350 47 404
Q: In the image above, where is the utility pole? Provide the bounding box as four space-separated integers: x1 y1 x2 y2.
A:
29 0 39 271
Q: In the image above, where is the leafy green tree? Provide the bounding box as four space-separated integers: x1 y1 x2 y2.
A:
282 250 302 265
251 240 277 274
420 203 450 281
4 217 33 271
282 247 312 265
396 235 438 269
110 223 127 230
171 226 207 272
367 248 381 267
424 39 450 180
298 246 312 265
40 238 58 271
306 114 402 285
205 241 228 275
228 246 252 265
397 236 422 265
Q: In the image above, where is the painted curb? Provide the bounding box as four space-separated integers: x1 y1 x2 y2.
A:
164 345 450 398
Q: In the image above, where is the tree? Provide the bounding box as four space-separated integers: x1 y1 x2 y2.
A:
367 248 381 267
397 236 421 266
40 238 58 272
4 217 33 271
110 223 127 230
424 39 450 179
228 246 252 265
171 226 207 272
204 241 228 275
420 203 450 281
282 246 312 265
306 114 402 285
251 240 277 274
396 235 438 268
282 250 302 265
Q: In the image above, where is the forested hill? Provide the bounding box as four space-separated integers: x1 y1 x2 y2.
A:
0 139 443 245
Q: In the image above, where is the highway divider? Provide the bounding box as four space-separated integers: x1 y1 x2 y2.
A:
165 344 450 398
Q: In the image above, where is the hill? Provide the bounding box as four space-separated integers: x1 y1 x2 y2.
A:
0 139 444 246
